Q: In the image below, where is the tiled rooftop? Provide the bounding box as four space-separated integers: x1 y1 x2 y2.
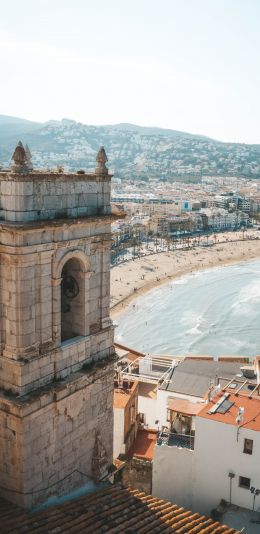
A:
198 391 260 431
114 381 138 409
168 397 205 416
0 484 239 533
127 429 158 460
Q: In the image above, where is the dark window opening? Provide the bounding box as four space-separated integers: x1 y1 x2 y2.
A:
239 476 250 489
139 413 146 424
243 438 253 455
61 258 85 342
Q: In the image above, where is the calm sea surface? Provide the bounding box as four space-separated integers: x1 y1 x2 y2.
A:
115 259 260 357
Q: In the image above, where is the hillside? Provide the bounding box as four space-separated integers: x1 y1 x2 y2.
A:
0 115 259 179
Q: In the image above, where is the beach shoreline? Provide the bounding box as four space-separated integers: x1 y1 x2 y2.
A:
110 235 260 319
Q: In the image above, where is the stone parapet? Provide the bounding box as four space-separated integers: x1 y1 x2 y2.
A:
0 171 112 223
0 220 113 247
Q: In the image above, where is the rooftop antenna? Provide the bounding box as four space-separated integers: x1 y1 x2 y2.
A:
236 406 244 425
208 384 214 402
236 407 244 441
215 383 221 393
250 486 260 511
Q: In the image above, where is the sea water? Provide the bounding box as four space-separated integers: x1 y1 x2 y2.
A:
115 259 260 358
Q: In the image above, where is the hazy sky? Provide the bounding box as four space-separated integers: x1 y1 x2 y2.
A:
1 0 260 143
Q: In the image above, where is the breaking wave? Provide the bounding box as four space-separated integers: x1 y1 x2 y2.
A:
115 260 260 358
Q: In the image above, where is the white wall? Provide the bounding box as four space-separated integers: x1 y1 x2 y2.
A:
113 408 124 459
156 389 204 428
193 417 260 515
138 394 157 429
153 443 194 510
152 414 260 517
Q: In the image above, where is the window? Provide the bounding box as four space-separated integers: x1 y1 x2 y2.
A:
130 404 135 424
243 439 253 455
239 476 251 489
139 413 146 424
61 258 85 342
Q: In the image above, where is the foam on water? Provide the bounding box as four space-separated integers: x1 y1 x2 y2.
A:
115 259 260 358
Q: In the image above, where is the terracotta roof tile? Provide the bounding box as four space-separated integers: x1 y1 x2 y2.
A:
0 484 239 533
168 398 205 416
127 429 157 460
198 391 260 431
114 381 138 409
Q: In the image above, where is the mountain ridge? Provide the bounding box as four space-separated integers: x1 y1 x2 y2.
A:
0 114 259 179
0 115 214 140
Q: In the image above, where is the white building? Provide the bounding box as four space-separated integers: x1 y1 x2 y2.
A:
200 208 249 230
153 385 260 520
193 391 260 514
113 380 139 459
154 358 243 429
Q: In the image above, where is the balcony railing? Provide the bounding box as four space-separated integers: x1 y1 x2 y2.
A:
157 431 194 450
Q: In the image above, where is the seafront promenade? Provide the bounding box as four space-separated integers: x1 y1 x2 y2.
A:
110 230 260 317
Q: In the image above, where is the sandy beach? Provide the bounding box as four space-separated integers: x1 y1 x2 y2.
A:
110 232 260 318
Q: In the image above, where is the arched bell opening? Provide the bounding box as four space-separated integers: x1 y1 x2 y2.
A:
61 258 85 342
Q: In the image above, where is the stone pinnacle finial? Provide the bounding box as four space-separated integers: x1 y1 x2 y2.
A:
12 142 26 164
24 144 33 170
11 141 29 173
96 146 108 174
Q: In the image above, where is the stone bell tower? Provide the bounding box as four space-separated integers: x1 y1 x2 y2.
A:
0 143 115 508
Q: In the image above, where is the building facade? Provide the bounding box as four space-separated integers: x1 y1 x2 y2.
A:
113 380 138 459
0 143 115 507
153 387 260 518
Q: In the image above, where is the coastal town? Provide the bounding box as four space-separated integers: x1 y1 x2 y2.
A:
108 164 260 533
0 138 258 533
110 200 260 532
2 0 260 531
113 345 260 527
111 173 260 266
110 233 260 312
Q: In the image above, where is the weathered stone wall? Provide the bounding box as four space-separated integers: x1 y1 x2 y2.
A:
0 359 114 508
0 157 116 508
0 326 114 395
0 218 113 396
0 173 111 222
121 458 153 495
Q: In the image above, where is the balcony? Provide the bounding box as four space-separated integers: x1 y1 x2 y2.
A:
157 431 194 450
